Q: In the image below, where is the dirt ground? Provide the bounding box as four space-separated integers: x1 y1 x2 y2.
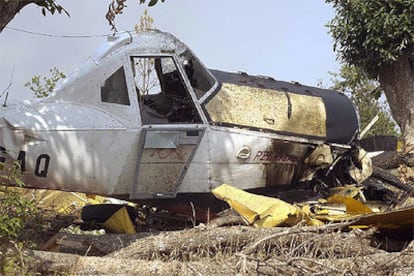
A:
17 205 413 275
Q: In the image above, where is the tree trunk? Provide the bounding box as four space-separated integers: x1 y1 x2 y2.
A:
371 166 414 195
370 151 414 170
32 250 410 275
0 0 34 33
41 232 154 256
378 53 414 145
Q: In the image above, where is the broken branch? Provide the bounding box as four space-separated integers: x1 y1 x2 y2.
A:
372 166 414 195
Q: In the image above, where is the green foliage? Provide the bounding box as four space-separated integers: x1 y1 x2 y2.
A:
24 67 65 98
330 64 399 137
0 162 38 242
107 0 164 31
0 241 31 274
140 0 166 6
0 162 38 273
326 0 414 78
36 0 69 17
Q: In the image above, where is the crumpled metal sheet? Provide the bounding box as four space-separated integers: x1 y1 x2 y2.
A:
212 184 320 228
351 207 414 230
103 206 136 234
20 189 114 214
212 184 414 230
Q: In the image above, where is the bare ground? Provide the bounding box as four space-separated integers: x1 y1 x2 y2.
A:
25 215 414 275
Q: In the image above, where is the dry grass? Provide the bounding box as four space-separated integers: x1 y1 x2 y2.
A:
28 221 414 275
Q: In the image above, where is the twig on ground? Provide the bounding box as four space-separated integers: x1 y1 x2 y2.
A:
241 220 355 255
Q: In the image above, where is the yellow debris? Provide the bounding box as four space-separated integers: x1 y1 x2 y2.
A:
351 207 414 230
103 206 136 234
328 185 363 198
212 184 414 232
327 194 373 214
212 184 314 228
17 188 107 214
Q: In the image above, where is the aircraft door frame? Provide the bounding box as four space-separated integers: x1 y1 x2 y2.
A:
130 125 205 199
129 54 207 199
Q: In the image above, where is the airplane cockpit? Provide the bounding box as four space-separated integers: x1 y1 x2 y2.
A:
132 56 202 124
46 29 217 130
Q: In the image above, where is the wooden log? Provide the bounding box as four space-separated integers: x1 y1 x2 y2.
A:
41 232 155 256
208 209 248 227
29 247 412 275
109 223 378 260
42 223 365 261
108 225 261 259
29 250 80 274
28 232 408 275
371 151 414 170
29 250 240 275
315 252 414 274
371 166 414 195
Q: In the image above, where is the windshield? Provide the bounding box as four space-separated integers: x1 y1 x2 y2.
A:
179 50 216 99
132 56 203 125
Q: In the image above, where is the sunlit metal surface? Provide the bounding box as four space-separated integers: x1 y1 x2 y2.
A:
0 30 369 211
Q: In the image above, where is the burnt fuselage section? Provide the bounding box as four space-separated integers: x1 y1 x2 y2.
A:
0 30 367 211
206 70 358 145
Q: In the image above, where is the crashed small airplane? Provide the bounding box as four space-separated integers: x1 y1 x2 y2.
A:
0 30 371 215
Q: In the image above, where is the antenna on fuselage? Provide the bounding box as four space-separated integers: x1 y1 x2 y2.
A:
0 64 15 107
2 91 9 107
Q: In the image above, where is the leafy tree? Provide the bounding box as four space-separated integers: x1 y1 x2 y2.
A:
0 0 164 34
326 0 414 144
330 64 399 137
24 67 66 98
107 0 164 31
0 0 68 33
143 0 165 6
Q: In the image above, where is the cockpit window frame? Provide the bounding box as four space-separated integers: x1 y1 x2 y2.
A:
177 50 219 104
100 65 131 106
129 54 209 126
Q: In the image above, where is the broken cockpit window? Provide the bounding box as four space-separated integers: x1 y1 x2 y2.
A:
180 51 216 99
132 56 202 125
100 67 130 105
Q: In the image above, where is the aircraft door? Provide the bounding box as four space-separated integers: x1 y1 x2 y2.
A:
132 128 204 198
130 56 205 199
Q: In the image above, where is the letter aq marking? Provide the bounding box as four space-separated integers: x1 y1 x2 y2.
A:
0 147 50 178
35 154 50 177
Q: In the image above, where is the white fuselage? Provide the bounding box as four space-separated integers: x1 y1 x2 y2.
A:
0 30 361 202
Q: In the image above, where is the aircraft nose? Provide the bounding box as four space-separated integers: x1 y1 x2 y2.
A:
0 119 25 160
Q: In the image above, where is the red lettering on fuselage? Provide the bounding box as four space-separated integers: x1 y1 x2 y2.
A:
253 151 298 163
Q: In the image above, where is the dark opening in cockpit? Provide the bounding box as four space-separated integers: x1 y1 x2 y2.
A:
132 56 202 125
